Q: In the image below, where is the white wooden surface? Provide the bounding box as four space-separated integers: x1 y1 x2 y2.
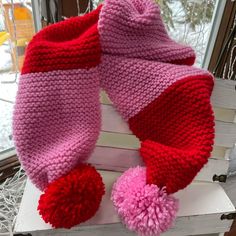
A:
14 171 235 236
28 220 231 236
211 79 236 110
96 134 229 160
213 107 236 123
28 220 232 236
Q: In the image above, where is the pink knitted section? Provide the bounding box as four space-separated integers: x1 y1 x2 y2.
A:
112 166 178 236
100 55 212 120
13 68 100 191
98 0 195 64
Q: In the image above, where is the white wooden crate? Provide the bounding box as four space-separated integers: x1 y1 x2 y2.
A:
15 172 235 236
14 78 236 235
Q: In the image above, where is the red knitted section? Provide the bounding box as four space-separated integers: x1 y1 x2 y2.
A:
171 56 195 66
38 164 105 229
129 76 214 194
22 5 102 74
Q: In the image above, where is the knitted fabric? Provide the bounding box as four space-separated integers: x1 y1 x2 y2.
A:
22 5 102 74
98 0 195 65
14 6 102 191
14 69 100 190
13 6 105 228
99 55 215 194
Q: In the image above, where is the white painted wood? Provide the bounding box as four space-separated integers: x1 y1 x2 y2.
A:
211 78 236 110
101 104 130 134
97 131 139 149
215 121 236 148
14 172 235 235
29 218 232 236
100 105 236 148
212 146 229 160
100 90 111 105
97 131 231 161
89 146 229 183
90 146 143 170
213 107 236 123
30 219 232 236
194 158 228 182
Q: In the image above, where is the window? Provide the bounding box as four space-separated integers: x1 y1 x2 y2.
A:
0 0 35 160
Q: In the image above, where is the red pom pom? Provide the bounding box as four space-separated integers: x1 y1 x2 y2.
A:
38 164 105 228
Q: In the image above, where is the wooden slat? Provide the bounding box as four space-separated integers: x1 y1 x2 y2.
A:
215 120 236 147
214 107 236 123
100 90 111 105
28 217 234 236
97 131 229 160
14 173 235 235
28 216 235 236
89 146 229 182
100 105 236 148
211 78 236 110
211 146 229 160
90 146 143 170
97 131 139 149
101 104 130 134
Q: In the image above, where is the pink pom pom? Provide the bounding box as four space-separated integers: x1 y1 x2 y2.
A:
112 166 178 236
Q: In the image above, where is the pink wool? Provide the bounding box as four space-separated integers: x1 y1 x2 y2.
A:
13 68 100 191
98 0 195 64
112 167 179 236
100 55 210 121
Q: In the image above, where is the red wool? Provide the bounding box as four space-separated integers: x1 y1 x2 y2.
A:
22 5 102 74
38 164 105 229
171 56 196 66
129 77 215 194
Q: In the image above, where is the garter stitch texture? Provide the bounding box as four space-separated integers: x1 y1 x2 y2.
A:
98 0 196 65
100 55 215 194
13 6 105 228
